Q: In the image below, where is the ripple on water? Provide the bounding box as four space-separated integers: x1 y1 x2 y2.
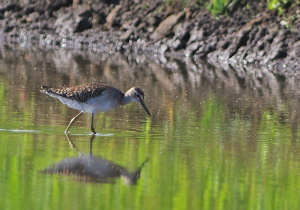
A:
0 128 41 133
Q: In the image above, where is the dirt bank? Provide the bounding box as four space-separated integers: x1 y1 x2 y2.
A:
1 0 300 76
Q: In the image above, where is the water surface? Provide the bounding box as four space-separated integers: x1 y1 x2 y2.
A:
1 47 300 209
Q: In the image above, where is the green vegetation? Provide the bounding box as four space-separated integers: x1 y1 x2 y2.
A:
163 0 300 16
208 0 230 16
267 0 299 14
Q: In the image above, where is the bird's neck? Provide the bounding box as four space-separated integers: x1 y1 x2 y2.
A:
121 93 133 105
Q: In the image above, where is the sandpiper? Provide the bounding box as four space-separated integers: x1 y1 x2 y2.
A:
40 83 151 134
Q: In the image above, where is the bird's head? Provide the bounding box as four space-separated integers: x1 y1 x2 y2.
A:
126 87 151 117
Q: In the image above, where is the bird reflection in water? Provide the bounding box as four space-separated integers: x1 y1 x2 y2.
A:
41 135 148 185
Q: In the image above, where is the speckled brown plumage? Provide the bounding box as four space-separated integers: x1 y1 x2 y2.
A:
41 83 117 102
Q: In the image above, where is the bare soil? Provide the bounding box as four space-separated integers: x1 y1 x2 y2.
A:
1 0 300 76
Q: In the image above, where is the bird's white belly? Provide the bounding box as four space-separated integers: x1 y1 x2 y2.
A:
57 95 119 113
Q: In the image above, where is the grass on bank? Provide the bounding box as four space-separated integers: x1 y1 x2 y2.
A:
163 0 300 16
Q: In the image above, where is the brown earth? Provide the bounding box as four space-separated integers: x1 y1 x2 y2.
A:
1 0 300 76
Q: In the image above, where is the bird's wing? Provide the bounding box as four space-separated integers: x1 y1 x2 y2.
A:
40 83 110 102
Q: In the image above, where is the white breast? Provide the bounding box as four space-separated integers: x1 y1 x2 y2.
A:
56 94 121 114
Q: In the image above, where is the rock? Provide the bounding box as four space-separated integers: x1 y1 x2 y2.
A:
147 15 161 27
167 22 190 51
4 25 14 33
122 18 140 30
26 12 40 23
75 10 93 32
218 40 231 49
0 2 21 14
265 31 288 61
173 22 190 40
54 7 92 37
217 16 263 59
47 0 72 12
290 41 300 58
150 10 185 40
92 11 106 26
188 28 205 44
168 22 190 51
101 0 119 4
168 39 182 50
132 18 140 27
195 38 216 58
106 5 122 27
23 5 35 15
160 44 169 54
184 41 201 56
228 29 250 58
120 29 133 41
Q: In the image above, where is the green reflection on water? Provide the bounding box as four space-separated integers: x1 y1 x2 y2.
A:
0 49 300 209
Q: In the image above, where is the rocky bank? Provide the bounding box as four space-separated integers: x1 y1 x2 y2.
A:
0 0 300 76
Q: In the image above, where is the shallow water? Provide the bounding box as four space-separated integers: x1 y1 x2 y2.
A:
1 46 300 209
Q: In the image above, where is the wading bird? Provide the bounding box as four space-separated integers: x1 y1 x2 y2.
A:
41 83 151 134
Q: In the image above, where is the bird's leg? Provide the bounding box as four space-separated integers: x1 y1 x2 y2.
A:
65 111 83 134
65 133 76 149
91 113 96 134
89 134 95 155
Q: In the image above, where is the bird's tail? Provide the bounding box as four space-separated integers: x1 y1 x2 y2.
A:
40 86 52 93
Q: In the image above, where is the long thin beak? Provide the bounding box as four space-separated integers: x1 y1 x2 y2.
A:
140 100 151 117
